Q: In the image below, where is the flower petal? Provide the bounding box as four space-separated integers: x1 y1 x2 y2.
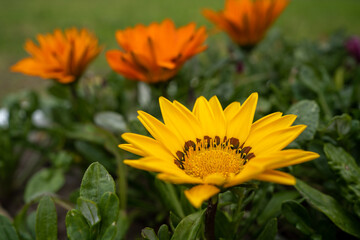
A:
184 185 220 208
255 170 296 185
193 96 217 138
118 143 146 157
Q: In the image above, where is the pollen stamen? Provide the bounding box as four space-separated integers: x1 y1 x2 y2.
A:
173 136 255 179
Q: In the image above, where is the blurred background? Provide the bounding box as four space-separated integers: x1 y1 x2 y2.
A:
1 0 360 101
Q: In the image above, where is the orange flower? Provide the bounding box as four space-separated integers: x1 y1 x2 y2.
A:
11 28 101 84
203 0 289 47
106 19 207 83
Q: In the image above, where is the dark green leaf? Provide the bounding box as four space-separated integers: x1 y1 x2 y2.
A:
171 210 205 240
66 209 91 240
141 227 159 240
257 191 299 225
287 100 320 142
295 179 360 237
158 224 170 240
0 215 20 240
256 218 277 240
281 200 314 235
80 162 116 204
13 204 33 240
324 144 360 199
101 225 117 240
36 196 57 240
99 192 120 236
24 169 65 203
77 197 101 227
169 212 181 231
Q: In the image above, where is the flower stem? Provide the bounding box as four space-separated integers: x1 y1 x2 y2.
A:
205 195 218 240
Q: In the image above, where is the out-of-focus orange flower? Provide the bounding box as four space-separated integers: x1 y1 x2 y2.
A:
203 0 289 47
11 28 101 84
106 19 207 83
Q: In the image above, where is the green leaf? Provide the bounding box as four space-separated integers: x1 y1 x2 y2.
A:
77 197 101 227
141 227 159 240
80 162 116 204
169 212 181 231
24 169 65 203
295 179 360 237
324 144 360 199
99 192 120 236
281 200 314 235
158 224 171 240
94 111 127 133
287 100 320 142
113 211 129 240
13 204 33 240
171 210 205 240
101 225 117 240
256 218 277 240
0 215 20 240
36 196 57 240
66 209 91 240
257 191 299 225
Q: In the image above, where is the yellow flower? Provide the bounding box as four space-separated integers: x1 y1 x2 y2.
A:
203 0 289 47
11 28 101 84
120 93 319 208
106 19 207 83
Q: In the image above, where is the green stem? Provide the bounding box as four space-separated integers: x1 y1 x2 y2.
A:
205 195 218 240
166 183 185 219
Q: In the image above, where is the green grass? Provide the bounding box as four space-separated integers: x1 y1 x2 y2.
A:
1 0 360 100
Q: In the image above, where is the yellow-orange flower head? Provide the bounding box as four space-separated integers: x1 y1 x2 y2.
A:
120 93 319 208
203 0 289 47
11 28 101 84
106 19 207 83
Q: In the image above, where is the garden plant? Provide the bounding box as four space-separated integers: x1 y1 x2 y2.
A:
1 0 360 239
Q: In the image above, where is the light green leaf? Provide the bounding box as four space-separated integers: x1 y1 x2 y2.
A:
94 111 127 133
287 100 320 142
101 225 117 240
99 192 120 236
80 162 116 204
36 196 57 240
24 169 65 203
65 209 90 240
295 179 360 237
171 210 205 240
77 197 101 227
158 224 171 240
0 215 20 240
257 191 299 225
141 227 159 240
256 218 277 240
281 200 314 235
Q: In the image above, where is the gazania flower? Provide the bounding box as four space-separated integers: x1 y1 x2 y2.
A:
120 93 319 208
203 0 289 47
11 28 101 84
106 19 207 83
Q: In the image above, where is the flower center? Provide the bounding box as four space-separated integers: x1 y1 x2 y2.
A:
174 136 255 179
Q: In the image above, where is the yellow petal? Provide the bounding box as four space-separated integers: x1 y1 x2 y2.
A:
137 111 183 154
157 173 204 185
193 96 216 138
118 143 146 156
159 97 198 142
173 100 204 137
209 96 226 138
251 125 307 156
121 133 174 161
184 185 220 208
224 162 263 188
255 170 296 185
123 157 182 175
224 101 241 122
204 173 226 186
227 92 258 144
262 150 320 170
